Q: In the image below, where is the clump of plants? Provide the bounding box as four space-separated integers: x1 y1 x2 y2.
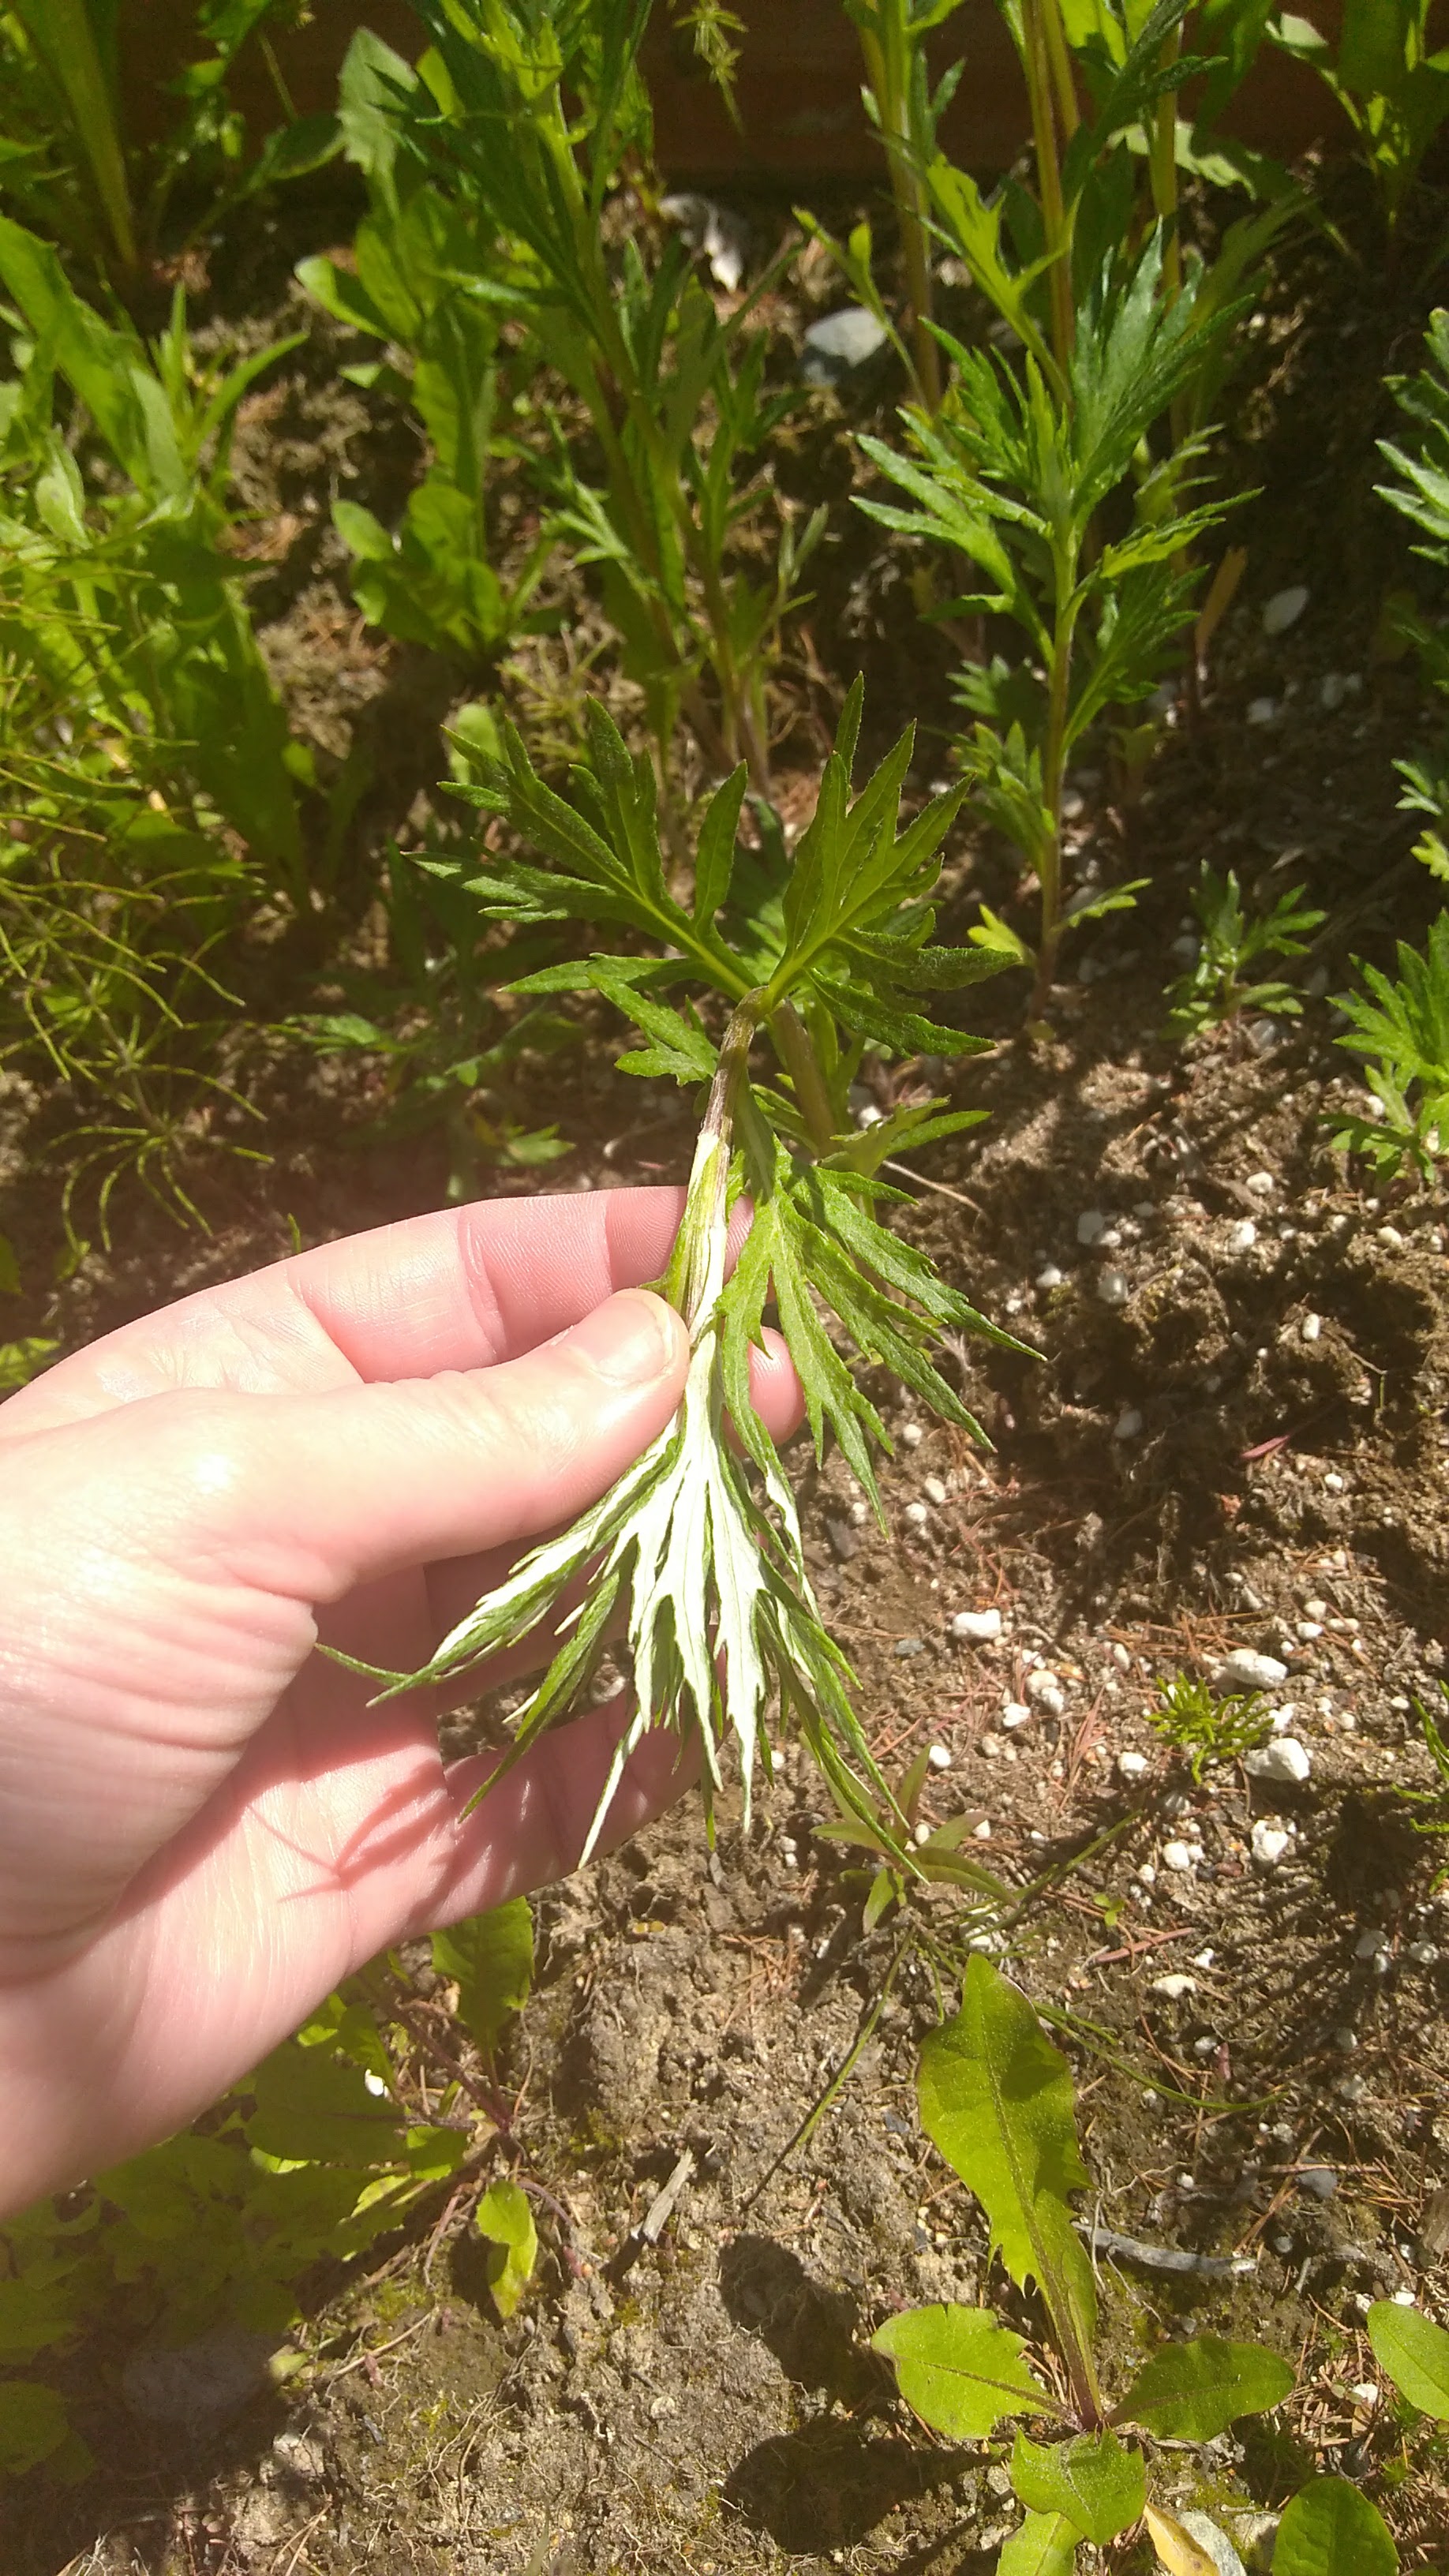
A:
343 681 1015 1848
1164 863 1325 1039
871 1953 1296 2568
1147 1672 1272 1784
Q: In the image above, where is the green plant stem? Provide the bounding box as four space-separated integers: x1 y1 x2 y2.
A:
1032 575 1079 1020
1021 0 1073 373
15 0 137 275
768 998 838 1151
858 15 943 413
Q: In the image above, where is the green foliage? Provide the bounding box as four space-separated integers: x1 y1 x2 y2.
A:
0 215 311 1232
1114 2334 1295 2439
1368 2297 1449 2419
0 1902 534 2484
0 0 340 283
1274 0 1449 232
298 32 552 665
837 0 968 410
1147 1672 1271 1783
1164 863 1324 1037
290 845 575 1198
340 683 1017 1849
1392 1679 1449 1885
375 0 823 799
858 231 1236 1010
1329 909 1449 1184
871 1957 1295 2567
0 1235 56 1388
871 2305 1054 2438
474 2178 537 2320
1271 2475 1398 2573
432 1894 535 2057
1377 313 1449 883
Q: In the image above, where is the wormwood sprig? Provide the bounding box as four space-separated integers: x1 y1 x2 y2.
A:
345 683 1022 1850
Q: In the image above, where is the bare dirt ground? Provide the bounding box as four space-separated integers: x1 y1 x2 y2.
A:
6 155 1449 2576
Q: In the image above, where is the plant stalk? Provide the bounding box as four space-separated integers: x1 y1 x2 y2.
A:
858 11 943 412
1020 0 1073 373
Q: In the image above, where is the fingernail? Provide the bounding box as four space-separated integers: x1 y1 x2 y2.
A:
567 1290 683 1387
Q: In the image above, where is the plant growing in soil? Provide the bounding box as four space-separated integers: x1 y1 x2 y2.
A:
841 0 966 411
298 32 556 666
0 1898 535 2485
376 0 823 811
858 227 1235 1017
0 0 339 288
870 1953 1295 2569
1163 863 1326 1038
1271 0 1449 237
1147 1672 1273 1783
343 681 1016 1848
1329 911 1449 1183
1376 309 1449 886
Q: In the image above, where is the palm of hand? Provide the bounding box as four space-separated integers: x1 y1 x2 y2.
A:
0 1189 799 2215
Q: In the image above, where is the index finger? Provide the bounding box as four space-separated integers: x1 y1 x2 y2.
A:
0 1186 689 1436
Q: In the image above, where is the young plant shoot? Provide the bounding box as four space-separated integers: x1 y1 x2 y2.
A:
347 683 1017 1852
873 1955 1296 2570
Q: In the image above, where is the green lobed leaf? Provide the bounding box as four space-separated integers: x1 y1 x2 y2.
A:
1271 2478 1397 2575
998 2510 1080 2575
919 1958 1099 2404
243 2036 405 2169
475 2179 537 2321
0 2379 70 2478
431 1897 534 2057
871 2303 1054 2439
1115 2335 1294 2441
1009 2431 1144 2544
1366 2300 1449 2418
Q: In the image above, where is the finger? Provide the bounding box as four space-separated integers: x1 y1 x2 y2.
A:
0 1185 690 1437
180 1287 696 1604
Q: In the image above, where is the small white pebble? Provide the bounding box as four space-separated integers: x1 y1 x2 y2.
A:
1151 1973 1197 2001
1136 1863 1157 1887
1112 1642 1131 1672
1118 1750 1149 1780
1262 583 1309 636
1076 1209 1106 1245
912 1822 932 1848
363 2069 389 2097
900 1421 923 1448
973 1818 993 1840
1035 1263 1064 1290
1246 1736 1312 1784
1193 2035 1219 2058
1324 1470 1346 1493
1251 1818 1293 1866
1247 695 1279 725
1350 2383 1380 2409
1391 2290 1416 2306
1301 1312 1323 1343
848 1499 869 1525
1026 1670 1067 1717
1098 1269 1129 1307
1336 2074 1366 2102
1245 1171 1276 1196
1114 1406 1144 1441
952 1608 1002 1643
903 1501 930 1531
1162 1840 1197 1873
927 1742 952 1772
1409 1941 1440 1966
1354 1929 1387 1960
1193 1948 1215 1968
1215 1649 1288 1692
1297 1620 1324 1642
1001 1702 1032 1731
1378 1224 1406 1249
1228 1219 1258 1252
923 1474 948 1507
1303 1597 1329 1620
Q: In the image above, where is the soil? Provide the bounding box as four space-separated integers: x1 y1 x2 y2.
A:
6 142 1449 2576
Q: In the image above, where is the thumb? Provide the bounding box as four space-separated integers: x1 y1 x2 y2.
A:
168 1286 691 1606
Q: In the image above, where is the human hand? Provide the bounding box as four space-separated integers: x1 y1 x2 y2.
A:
0 1187 802 2216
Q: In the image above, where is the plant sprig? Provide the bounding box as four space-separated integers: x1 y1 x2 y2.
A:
346 684 1024 1849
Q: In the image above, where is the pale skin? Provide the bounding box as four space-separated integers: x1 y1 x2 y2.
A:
0 1186 803 2219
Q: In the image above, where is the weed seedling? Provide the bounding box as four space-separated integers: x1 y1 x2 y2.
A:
1329 911 1449 1185
871 1953 1295 2567
1147 1672 1271 1784
1164 863 1325 1039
